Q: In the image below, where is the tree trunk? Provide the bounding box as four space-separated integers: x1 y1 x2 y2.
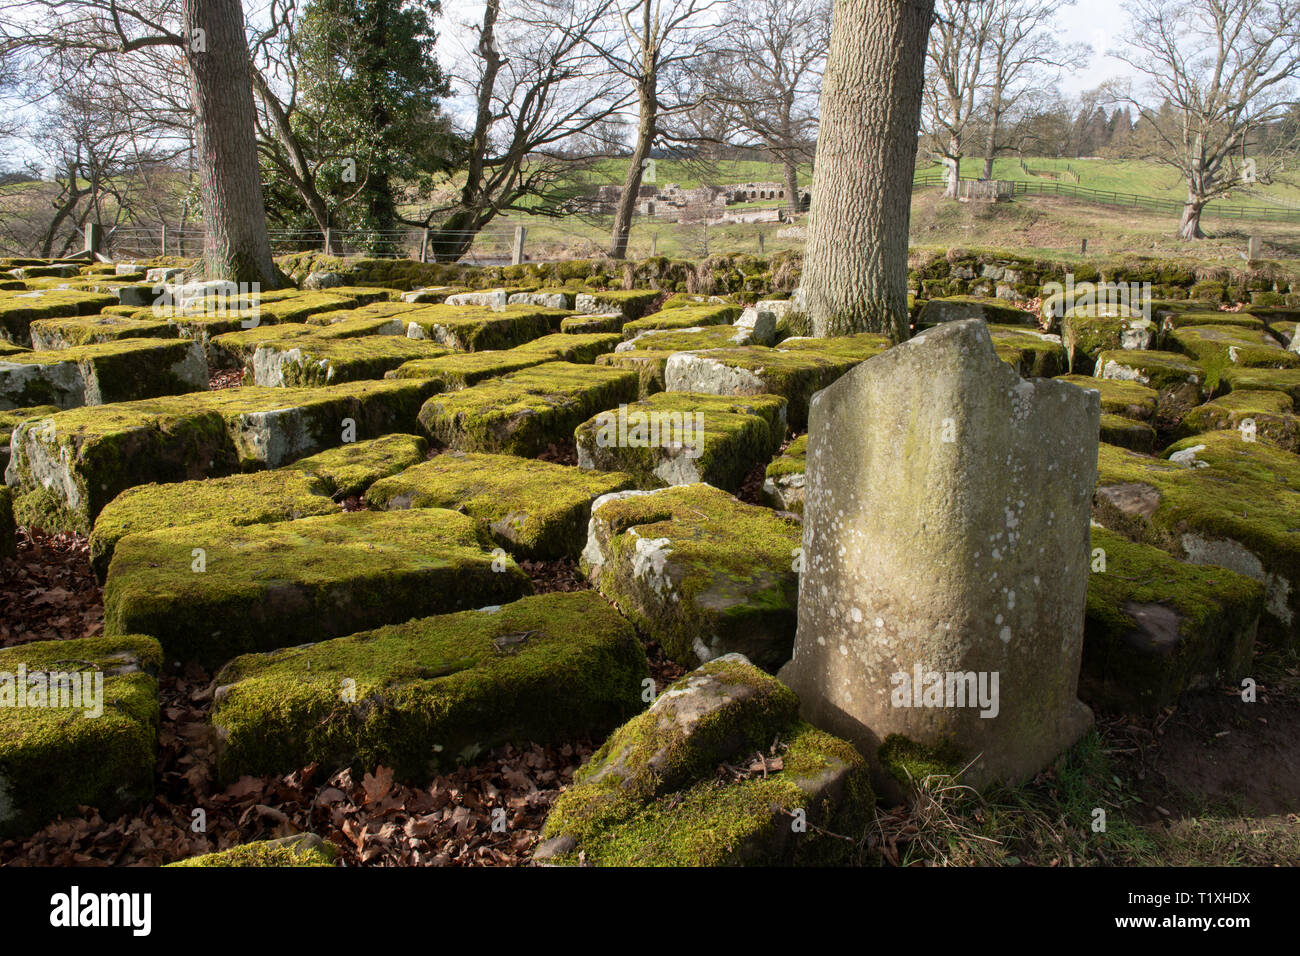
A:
782 156 800 218
1178 196 1206 240
801 0 934 340
943 153 961 198
610 80 657 260
182 0 284 287
982 94 1002 180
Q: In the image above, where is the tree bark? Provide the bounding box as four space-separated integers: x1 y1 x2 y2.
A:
943 148 960 197
1178 196 1206 240
610 77 657 259
182 0 284 287
982 90 1003 180
782 155 800 218
801 0 935 340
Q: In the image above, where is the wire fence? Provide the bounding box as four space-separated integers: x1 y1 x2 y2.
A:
912 173 1300 223
88 173 1294 265
95 216 793 264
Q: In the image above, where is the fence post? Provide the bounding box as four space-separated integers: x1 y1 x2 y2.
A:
420 228 429 263
160 224 167 257
323 227 331 254
651 232 658 257
511 225 527 266
758 231 765 255
1248 236 1261 260
84 222 102 258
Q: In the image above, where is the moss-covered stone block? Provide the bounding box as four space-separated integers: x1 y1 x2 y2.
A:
1055 374 1158 422
575 392 787 492
1099 413 1156 452
664 335 888 431
0 289 119 346
1169 324 1297 369
1160 309 1265 333
560 313 625 334
1060 306 1157 373
387 350 548 389
6 380 437 533
0 338 208 410
1179 390 1299 452
581 484 801 670
210 591 647 782
1083 527 1262 714
536 654 872 866
167 834 338 867
988 325 1068 378
104 509 533 667
366 450 634 559
0 404 59 473
916 295 1035 328
87 434 426 577
29 314 178 350
1093 434 1300 645
418 361 640 457
511 332 622 364
405 304 564 351
761 434 806 514
246 336 450 387
620 304 742 339
0 635 161 839
574 290 661 320
1095 349 1210 422
1219 366 1300 404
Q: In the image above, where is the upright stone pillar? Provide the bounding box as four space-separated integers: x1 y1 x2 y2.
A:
779 319 1099 786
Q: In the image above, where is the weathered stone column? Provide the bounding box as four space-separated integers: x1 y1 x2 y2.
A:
779 319 1099 786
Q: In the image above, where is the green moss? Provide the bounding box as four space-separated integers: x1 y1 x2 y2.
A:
1179 390 1299 452
0 635 161 839
574 392 787 493
103 508 533 667
1168 324 1297 369
618 325 747 353
1161 310 1265 332
1082 527 1262 714
0 289 119 346
1 337 207 409
510 332 622 364
210 591 646 782
1093 434 1300 644
583 484 801 670
1099 413 1156 452
542 702 871 867
405 304 565 351
877 734 965 786
664 338 886 430
367 450 634 559
167 835 338 867
1220 367 1300 404
87 434 426 576
916 296 1035 328
560 313 625 334
418 361 640 456
578 289 662 321
1055 374 1158 422
620 304 741 339
988 325 1068 378
28 314 177 349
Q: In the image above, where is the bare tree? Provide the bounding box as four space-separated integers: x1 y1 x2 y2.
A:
2 0 285 284
597 0 723 259
1113 0 1300 239
415 0 625 262
921 0 994 197
705 0 829 216
978 0 1083 179
801 0 935 339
